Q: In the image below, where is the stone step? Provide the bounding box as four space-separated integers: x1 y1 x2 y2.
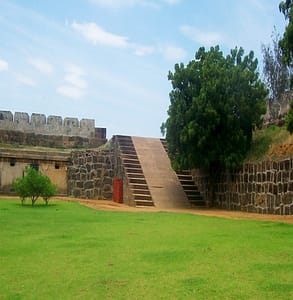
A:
123 158 140 164
131 189 151 195
124 164 142 170
182 187 200 193
121 153 138 159
129 178 147 184
185 191 201 198
129 183 150 190
125 167 143 174
121 150 137 156
133 193 153 200
177 174 193 180
180 180 196 186
176 170 191 176
134 199 154 206
187 194 203 200
115 135 132 142
120 144 135 149
126 173 145 179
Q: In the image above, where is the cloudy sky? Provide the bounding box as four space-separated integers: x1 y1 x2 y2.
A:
0 0 287 138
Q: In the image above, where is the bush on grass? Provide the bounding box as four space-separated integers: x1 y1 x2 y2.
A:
13 167 57 206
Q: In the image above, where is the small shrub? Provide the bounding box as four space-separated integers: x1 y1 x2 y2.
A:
13 167 57 206
285 101 293 134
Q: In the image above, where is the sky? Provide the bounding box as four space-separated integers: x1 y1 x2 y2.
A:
0 0 288 139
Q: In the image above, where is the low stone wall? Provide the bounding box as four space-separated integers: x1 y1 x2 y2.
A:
67 150 114 199
192 158 293 215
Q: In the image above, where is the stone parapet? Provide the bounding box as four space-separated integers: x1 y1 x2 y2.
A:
0 111 107 148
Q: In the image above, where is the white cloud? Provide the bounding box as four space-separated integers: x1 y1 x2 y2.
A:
71 21 154 57
72 22 128 48
180 25 230 47
28 58 54 75
160 45 187 61
91 0 180 9
91 0 140 8
56 85 85 99
131 44 154 56
0 59 8 71
57 64 88 99
163 0 181 4
15 73 37 87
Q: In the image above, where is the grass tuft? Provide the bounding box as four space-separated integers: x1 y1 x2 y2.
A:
246 125 292 162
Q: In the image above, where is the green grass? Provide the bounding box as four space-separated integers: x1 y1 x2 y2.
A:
1 199 293 300
245 125 291 162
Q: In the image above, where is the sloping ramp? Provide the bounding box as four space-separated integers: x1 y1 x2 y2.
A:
132 136 189 208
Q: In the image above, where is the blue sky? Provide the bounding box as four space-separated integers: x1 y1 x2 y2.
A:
0 0 287 138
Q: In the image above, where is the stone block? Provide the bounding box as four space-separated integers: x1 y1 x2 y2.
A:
85 189 94 199
31 113 46 126
14 112 29 125
73 188 81 198
0 110 13 121
64 117 79 128
47 115 62 127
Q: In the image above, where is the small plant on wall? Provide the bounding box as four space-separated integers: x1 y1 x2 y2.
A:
13 167 57 206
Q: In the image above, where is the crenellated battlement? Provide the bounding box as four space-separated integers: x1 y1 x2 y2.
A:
0 111 107 148
0 111 99 138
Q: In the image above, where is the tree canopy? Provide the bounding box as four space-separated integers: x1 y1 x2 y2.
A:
279 0 293 85
162 46 267 171
279 1 293 133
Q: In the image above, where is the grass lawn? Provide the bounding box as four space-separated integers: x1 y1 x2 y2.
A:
1 199 293 300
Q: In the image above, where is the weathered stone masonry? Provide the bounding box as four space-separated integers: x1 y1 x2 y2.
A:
67 150 114 199
192 158 293 215
0 111 106 148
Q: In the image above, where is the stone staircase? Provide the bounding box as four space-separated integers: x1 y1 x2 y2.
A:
176 171 205 206
115 135 154 207
160 139 205 207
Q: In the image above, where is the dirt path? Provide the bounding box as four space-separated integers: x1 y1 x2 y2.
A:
3 196 293 224
54 197 293 224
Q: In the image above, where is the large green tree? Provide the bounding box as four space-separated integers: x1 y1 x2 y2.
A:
162 46 267 172
279 0 293 85
279 1 293 133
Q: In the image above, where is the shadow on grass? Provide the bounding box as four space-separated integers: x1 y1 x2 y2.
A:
15 202 58 209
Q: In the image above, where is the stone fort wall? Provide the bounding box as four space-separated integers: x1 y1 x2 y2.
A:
0 111 107 148
67 150 114 199
192 158 293 215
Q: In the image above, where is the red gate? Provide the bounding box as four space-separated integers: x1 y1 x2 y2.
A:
113 178 123 203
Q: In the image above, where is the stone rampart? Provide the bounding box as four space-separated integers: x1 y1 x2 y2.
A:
0 111 107 148
67 149 114 199
192 158 293 215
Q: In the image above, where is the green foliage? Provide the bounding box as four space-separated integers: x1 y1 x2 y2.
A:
285 100 293 133
1 199 293 299
162 46 267 171
13 167 57 206
279 0 293 86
